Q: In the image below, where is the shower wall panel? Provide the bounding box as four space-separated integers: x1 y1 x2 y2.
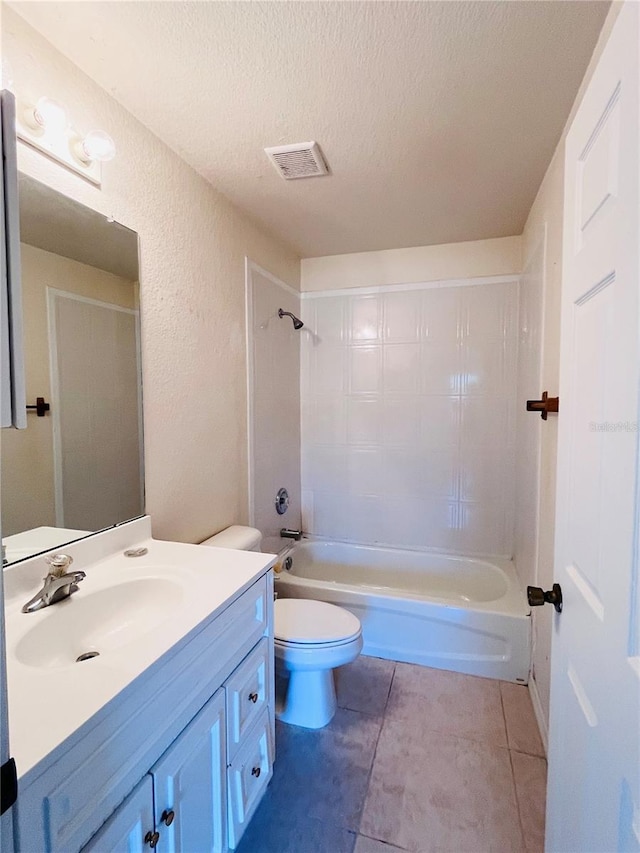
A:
300 278 519 557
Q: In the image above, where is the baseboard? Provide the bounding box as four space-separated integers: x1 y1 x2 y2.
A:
528 676 549 755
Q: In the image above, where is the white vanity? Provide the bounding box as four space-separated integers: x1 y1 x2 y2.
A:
3 517 276 852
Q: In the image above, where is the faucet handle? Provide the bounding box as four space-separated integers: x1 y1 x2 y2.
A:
45 554 74 573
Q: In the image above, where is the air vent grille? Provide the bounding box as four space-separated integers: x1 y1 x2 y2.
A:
264 142 329 180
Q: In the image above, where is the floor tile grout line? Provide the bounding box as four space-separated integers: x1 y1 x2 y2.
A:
356 663 397 839
383 661 397 714
507 743 529 852
356 830 412 851
510 746 548 760
498 681 512 750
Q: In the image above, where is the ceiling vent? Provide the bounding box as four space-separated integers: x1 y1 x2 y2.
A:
264 141 329 180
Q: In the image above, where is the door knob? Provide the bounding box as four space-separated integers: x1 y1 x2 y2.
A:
527 583 563 613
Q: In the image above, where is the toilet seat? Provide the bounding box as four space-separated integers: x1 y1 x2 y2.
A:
274 598 361 645
274 634 361 651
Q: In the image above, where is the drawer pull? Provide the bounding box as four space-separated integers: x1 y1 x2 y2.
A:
144 830 160 848
248 692 259 704
251 765 261 778
161 809 175 826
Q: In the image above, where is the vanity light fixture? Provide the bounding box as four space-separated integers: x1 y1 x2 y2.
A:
16 92 115 187
73 129 116 164
22 97 67 134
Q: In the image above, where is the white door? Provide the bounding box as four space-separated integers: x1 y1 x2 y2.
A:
546 3 640 851
151 689 227 853
80 775 155 853
48 288 143 531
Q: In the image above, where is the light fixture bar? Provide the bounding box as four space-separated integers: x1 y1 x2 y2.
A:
17 127 103 186
15 95 115 187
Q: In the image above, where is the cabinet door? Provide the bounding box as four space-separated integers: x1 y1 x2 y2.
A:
80 776 154 853
151 688 227 853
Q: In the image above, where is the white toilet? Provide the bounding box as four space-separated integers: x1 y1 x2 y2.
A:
201 525 363 729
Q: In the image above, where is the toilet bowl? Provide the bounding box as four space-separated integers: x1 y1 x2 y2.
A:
201 525 363 729
274 598 362 729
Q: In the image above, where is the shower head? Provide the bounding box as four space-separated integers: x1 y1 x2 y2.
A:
278 308 304 330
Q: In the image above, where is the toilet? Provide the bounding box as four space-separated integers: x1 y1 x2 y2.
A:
201 525 363 729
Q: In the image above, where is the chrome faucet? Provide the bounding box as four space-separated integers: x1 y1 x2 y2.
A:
22 554 86 614
280 528 302 541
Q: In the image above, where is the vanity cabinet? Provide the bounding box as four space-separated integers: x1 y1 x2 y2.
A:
82 689 227 853
151 688 227 853
80 777 154 853
14 570 275 853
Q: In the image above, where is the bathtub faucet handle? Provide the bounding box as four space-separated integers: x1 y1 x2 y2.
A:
280 528 302 541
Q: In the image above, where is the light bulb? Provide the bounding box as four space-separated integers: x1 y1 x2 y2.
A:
78 129 116 163
34 96 67 131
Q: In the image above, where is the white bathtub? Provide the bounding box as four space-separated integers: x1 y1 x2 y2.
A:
274 540 531 683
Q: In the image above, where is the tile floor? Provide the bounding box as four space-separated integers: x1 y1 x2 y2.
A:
237 656 547 853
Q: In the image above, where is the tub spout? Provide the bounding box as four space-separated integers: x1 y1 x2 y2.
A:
280 528 302 541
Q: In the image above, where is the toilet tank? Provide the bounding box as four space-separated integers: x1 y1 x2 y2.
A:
200 525 263 552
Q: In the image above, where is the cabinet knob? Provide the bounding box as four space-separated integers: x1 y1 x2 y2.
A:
251 766 261 778
248 692 259 704
161 809 175 826
144 830 160 848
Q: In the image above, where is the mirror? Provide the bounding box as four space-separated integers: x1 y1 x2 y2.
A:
1 175 143 565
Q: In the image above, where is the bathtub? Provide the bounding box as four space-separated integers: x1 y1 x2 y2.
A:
274 540 531 683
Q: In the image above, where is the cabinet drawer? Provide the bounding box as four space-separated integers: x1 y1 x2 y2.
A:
225 638 270 761
227 711 273 850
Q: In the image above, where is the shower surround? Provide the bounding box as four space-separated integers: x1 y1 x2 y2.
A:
300 277 519 558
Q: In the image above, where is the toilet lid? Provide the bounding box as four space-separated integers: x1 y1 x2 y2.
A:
274 599 361 644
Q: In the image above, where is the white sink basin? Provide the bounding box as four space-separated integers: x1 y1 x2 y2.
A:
2 518 277 780
15 578 183 669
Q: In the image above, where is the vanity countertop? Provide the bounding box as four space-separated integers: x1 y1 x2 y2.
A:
2 517 275 782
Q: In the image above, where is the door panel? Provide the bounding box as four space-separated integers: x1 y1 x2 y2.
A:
48 289 142 530
547 3 640 850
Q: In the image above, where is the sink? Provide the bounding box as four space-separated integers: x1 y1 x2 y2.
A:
15 578 184 669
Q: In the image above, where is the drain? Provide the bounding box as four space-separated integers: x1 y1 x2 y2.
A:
76 651 100 663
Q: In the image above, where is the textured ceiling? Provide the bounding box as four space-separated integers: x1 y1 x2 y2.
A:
8 1 609 257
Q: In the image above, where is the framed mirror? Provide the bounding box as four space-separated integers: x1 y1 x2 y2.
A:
1 175 143 565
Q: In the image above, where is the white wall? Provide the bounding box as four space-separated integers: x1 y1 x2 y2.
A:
248 264 301 553
2 6 300 544
301 236 522 292
301 277 519 556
